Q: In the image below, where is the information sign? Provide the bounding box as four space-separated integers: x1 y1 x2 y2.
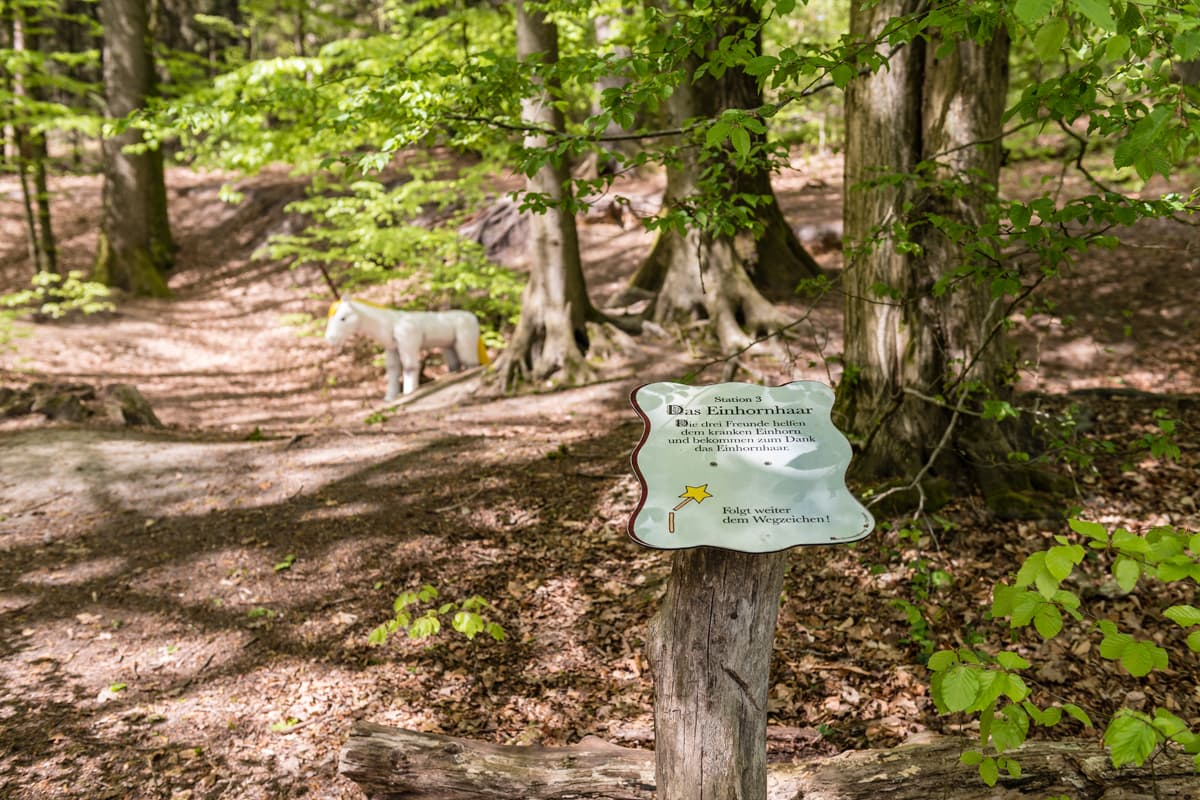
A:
629 381 873 552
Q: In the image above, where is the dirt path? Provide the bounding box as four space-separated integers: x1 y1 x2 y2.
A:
1 159 1198 799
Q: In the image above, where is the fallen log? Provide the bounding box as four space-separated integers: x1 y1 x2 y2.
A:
340 722 1198 800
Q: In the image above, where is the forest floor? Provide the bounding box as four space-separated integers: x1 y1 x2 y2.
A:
0 153 1198 800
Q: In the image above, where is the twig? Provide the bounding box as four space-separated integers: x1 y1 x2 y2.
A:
435 486 487 513
865 387 969 518
13 493 68 516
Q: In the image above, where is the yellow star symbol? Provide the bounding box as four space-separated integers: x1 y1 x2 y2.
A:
678 484 713 504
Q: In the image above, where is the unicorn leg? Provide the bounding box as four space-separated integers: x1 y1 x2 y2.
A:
395 341 422 395
401 364 420 395
384 349 401 401
442 347 462 372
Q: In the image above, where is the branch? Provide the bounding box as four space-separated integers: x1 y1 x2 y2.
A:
865 387 969 519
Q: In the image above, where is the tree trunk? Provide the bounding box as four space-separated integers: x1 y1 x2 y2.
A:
492 0 600 390
837 2 1031 514
6 7 58 276
647 548 789 800
627 2 813 354
340 724 1199 800
30 134 57 275
95 0 174 297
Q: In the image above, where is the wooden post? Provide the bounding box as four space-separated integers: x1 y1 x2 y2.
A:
647 548 789 800
629 381 872 800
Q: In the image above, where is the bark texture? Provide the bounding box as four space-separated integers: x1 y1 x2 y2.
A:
340 724 1198 800
95 0 174 297
647 548 790 800
626 2 816 352
493 0 598 390
838 2 1028 512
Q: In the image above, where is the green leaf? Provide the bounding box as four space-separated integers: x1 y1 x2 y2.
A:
1035 569 1060 600
830 63 857 89
1071 0 1116 30
996 651 1031 671
1034 604 1064 639
979 756 999 787
1064 703 1093 727
1120 641 1168 677
927 650 959 671
1151 709 1191 742
1014 0 1055 25
960 750 983 765
1187 630 1200 652
1100 628 1133 660
367 624 389 646
1104 712 1158 767
1113 556 1141 592
1117 644 1152 676
1069 518 1108 541
1104 33 1130 62
744 55 779 77
1009 590 1042 627
1044 544 1082 581
940 664 982 712
1112 529 1149 554
1157 560 1194 582
1164 605 1200 627
409 615 440 639
1016 552 1045 588
1177 29 1200 61
452 611 485 640
1033 18 1070 61
704 121 729 150
1005 674 1031 703
729 126 751 159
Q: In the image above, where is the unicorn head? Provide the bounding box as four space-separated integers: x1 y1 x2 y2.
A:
324 299 360 345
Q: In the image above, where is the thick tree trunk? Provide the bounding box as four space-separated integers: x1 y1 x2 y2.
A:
626 2 815 352
647 548 789 800
493 0 599 390
837 2 1030 513
95 0 173 297
340 724 1198 800
838 0 939 481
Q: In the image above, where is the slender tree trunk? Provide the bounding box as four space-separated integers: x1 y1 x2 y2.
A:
31 134 58 274
627 2 815 353
7 7 57 275
493 0 599 389
647 548 789 800
95 0 173 297
837 3 1040 516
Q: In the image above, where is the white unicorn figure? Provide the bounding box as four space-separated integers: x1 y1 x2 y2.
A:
324 298 489 400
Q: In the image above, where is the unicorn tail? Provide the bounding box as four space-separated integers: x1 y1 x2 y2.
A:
477 337 491 367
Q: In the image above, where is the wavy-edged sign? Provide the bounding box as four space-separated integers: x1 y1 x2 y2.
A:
629 381 874 552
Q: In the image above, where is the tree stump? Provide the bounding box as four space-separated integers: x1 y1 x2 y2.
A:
0 382 161 427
